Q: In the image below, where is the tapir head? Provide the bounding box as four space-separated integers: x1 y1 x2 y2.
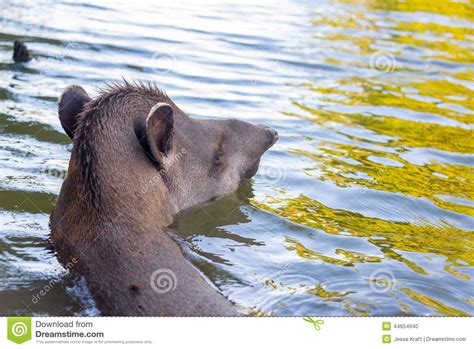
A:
58 82 278 212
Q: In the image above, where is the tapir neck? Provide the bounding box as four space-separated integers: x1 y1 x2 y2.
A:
50 141 236 315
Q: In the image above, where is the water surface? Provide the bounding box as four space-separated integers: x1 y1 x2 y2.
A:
0 0 473 316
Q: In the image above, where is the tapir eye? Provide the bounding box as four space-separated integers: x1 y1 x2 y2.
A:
213 153 221 165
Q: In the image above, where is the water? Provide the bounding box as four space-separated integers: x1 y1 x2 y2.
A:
0 0 473 316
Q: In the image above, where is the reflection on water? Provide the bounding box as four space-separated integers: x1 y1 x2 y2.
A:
0 0 473 316
250 0 474 315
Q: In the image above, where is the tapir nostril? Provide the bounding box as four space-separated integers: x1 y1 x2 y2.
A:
264 126 278 146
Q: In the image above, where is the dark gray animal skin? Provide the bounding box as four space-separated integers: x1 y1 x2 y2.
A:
50 81 278 316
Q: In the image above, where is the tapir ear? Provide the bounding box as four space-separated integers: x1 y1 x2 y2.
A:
135 103 174 165
58 85 91 139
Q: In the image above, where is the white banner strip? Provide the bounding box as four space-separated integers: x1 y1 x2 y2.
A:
0 317 472 348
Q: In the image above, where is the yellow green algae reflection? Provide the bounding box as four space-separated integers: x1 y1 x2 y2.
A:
251 0 474 316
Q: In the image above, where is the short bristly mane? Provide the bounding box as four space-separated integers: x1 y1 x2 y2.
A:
73 80 172 211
